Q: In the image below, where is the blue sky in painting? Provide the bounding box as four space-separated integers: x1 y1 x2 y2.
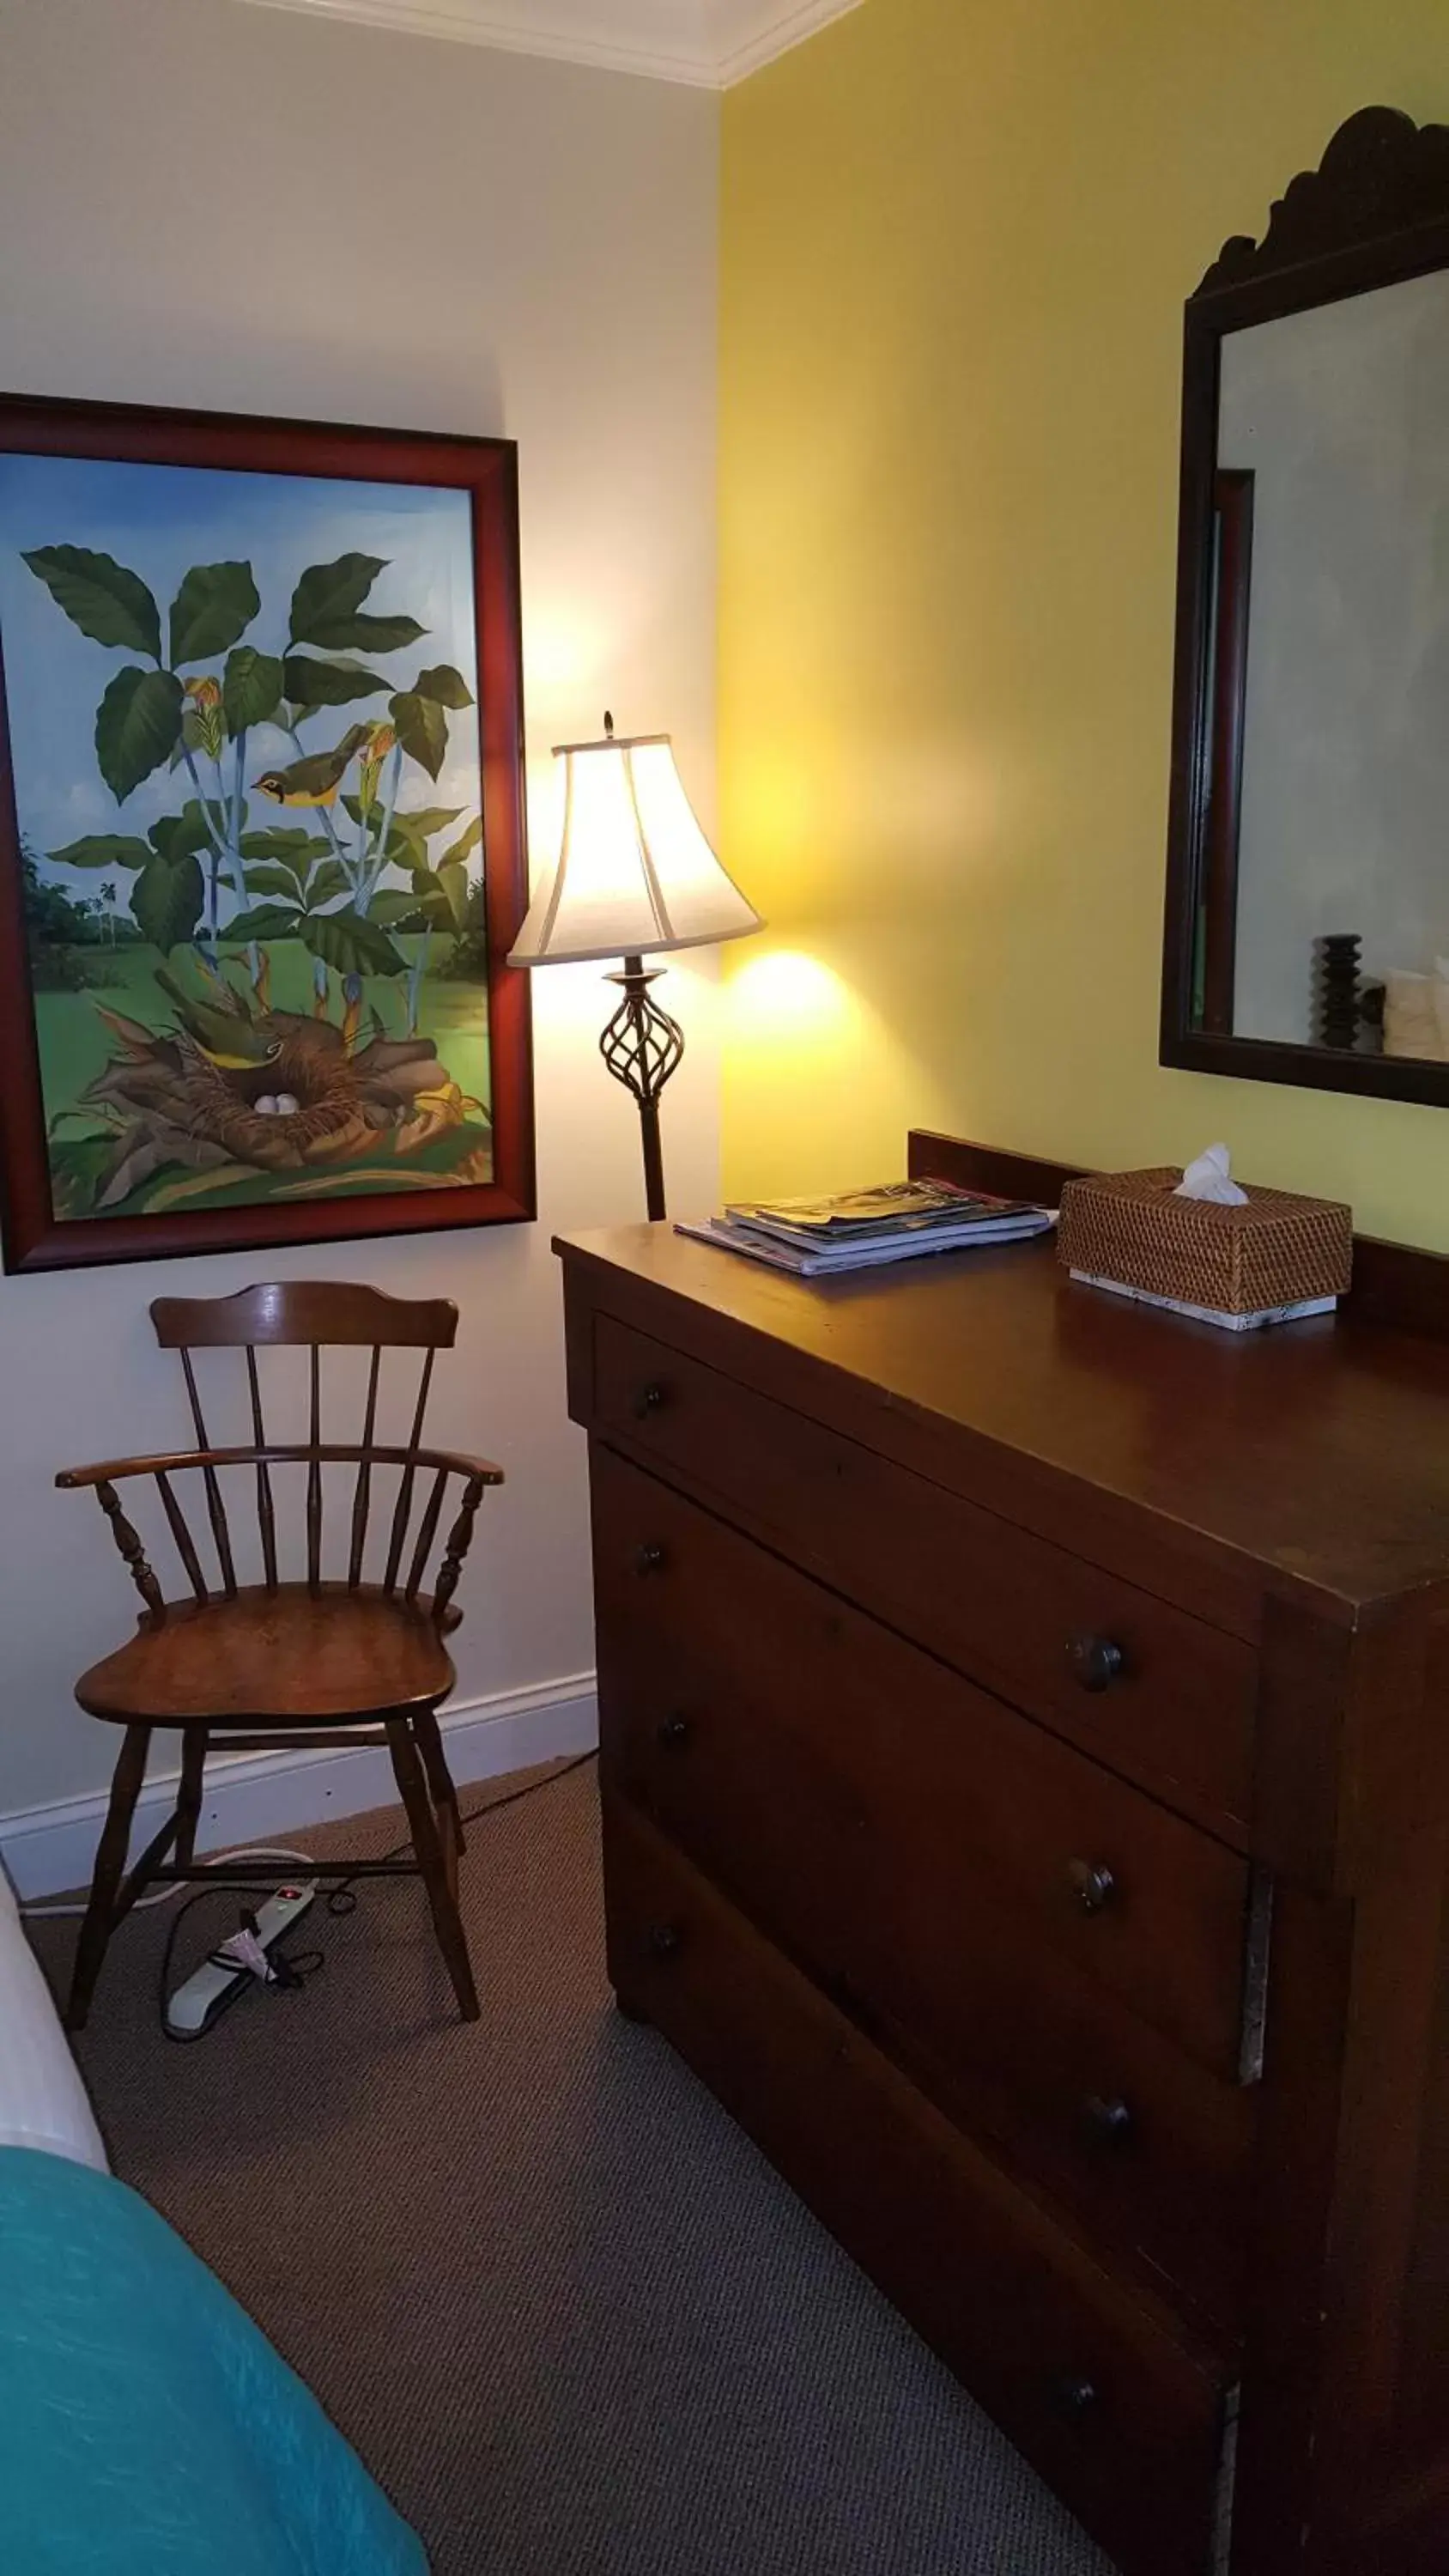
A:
0 453 482 890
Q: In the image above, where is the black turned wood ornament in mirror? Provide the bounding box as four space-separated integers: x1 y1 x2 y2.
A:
1160 106 1449 1106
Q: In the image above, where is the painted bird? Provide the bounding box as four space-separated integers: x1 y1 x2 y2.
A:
152 963 283 1070
252 724 372 808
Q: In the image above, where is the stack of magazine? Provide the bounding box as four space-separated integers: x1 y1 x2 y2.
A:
676 1180 1056 1277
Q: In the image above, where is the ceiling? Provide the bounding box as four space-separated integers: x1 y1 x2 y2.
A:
233 0 865 87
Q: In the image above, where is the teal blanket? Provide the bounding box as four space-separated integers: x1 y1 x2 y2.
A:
0 2148 427 2576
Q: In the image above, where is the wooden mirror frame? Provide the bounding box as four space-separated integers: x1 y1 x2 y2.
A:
1160 106 1449 1106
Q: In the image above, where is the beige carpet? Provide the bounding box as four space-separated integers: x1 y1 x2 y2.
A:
27 1760 1111 2576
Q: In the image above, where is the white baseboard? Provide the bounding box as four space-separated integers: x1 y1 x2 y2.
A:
0 1673 597 1903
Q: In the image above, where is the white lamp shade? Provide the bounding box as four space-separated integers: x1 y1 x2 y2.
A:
508 731 763 968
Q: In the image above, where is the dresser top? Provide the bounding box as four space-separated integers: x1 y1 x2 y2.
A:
556 1220 1449 1616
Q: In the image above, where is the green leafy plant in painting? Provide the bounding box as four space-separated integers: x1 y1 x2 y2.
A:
26 544 480 960
24 542 492 1217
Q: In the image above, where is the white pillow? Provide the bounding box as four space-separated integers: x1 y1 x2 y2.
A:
0 1866 108 2171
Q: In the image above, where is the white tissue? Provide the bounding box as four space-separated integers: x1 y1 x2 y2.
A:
1174 1143 1248 1206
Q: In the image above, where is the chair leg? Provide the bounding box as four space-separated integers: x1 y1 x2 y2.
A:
67 1722 151 2032
413 1704 465 1874
385 1714 479 2022
174 1727 208 1869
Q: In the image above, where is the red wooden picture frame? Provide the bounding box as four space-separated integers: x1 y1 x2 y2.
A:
0 392 535 1271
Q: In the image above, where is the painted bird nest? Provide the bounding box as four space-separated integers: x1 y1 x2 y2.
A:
69 975 489 1215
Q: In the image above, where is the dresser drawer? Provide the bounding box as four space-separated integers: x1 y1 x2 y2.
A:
594 1445 1256 2081
592 1315 1256 1834
595 1448 1254 2333
605 1793 1229 2576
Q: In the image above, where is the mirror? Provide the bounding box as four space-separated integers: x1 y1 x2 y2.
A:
1161 107 1449 1105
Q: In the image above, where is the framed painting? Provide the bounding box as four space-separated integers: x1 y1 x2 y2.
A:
0 392 534 1273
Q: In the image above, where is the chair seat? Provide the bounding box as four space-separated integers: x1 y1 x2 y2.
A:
75 1583 457 1727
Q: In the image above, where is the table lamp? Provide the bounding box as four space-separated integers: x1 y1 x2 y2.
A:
508 714 762 1220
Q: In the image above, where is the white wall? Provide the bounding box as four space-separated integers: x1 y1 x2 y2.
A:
0 0 719 1818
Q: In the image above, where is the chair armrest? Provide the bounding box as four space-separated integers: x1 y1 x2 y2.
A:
58 1442 501 1627
57 1443 505 1492
404 1448 506 1488
56 1449 215 1491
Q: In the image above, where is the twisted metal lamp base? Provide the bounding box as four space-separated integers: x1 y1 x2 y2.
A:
599 954 685 1222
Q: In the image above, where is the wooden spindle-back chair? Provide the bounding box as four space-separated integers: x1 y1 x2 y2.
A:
57 1281 503 2031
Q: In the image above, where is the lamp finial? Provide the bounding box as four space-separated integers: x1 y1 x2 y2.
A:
603 708 615 738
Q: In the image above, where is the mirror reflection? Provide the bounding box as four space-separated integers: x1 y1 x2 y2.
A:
1197 265 1449 1062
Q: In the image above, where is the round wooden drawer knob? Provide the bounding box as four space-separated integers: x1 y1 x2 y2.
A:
1066 1632 1126 1692
647 1921 683 1959
635 1541 666 1577
1082 2093 1133 2145
633 1381 669 1421
657 1713 692 1748
1067 1858 1117 1915
1050 2375 1098 2423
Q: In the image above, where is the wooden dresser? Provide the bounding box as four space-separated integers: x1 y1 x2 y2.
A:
556 1133 1449 2576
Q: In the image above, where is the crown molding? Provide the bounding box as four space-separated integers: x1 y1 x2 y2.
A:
230 0 864 88
710 0 860 86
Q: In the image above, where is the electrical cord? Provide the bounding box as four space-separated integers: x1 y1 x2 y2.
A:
157 1750 597 2041
324 1746 598 1917
21 1847 323 1922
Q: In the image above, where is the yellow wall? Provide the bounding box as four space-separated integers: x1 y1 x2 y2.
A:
719 0 1449 1243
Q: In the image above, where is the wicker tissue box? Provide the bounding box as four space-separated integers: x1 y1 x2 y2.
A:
1057 1167 1353 1321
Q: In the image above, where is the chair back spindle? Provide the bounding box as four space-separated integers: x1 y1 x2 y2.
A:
384 1346 437 1597
349 1346 382 1589
245 1347 279 1592
306 1345 324 1595
178 1347 238 1599
155 1471 209 1605
405 1467 451 1603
